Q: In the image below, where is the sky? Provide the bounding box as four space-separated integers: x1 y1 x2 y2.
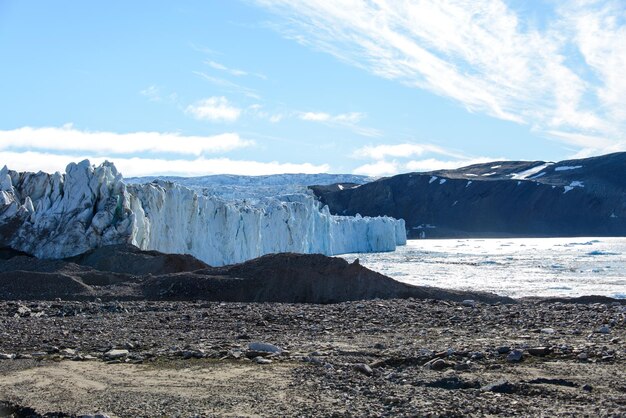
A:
0 0 625 177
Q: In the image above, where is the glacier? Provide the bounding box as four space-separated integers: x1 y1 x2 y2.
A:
125 173 373 201
0 160 406 266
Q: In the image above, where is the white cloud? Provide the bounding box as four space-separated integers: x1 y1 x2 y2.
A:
0 151 330 177
186 97 242 122
352 160 399 177
255 0 626 153
405 157 495 172
193 71 261 99
353 143 465 160
140 85 161 102
206 60 248 77
299 111 363 123
0 125 253 156
298 111 380 136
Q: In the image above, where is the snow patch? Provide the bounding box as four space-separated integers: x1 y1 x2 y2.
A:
563 181 584 194
511 163 552 180
490 165 502 169
429 176 438 184
439 178 447 185
555 165 582 171
482 172 497 176
466 181 472 187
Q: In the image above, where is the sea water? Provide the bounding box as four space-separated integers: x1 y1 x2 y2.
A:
340 238 626 299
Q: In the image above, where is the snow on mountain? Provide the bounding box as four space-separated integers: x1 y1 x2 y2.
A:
126 173 372 201
0 161 405 265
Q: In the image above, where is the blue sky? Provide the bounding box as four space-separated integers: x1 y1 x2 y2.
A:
1 0 624 177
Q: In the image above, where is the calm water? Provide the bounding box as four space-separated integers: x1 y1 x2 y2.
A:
340 238 626 299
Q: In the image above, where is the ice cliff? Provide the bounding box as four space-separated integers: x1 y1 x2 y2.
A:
0 160 406 265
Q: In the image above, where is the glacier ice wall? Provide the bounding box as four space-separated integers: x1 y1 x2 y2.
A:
0 160 406 265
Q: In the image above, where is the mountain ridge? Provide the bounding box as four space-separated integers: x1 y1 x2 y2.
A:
310 152 626 238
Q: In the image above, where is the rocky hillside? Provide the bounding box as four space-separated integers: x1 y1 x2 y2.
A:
311 152 626 238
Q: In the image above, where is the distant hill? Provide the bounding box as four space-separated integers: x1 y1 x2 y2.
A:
310 152 626 238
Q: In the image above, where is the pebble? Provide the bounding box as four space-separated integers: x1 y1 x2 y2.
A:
253 356 272 365
354 363 373 376
596 325 610 334
461 300 476 307
528 347 551 356
497 346 510 354
506 350 523 363
577 353 588 361
104 349 129 359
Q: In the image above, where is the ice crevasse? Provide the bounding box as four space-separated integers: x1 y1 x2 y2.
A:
0 160 406 266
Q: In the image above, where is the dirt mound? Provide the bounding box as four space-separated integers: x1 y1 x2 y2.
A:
144 253 513 304
0 246 513 303
66 244 209 275
0 247 31 260
0 271 94 300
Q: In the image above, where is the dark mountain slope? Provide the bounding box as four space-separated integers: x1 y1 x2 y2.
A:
311 152 626 238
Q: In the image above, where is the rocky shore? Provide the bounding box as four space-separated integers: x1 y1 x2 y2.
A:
0 298 624 417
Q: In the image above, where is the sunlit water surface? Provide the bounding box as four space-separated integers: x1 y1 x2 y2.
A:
340 238 626 299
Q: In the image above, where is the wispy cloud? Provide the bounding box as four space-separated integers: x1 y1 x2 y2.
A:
186 97 242 122
0 151 330 177
299 111 362 123
352 141 495 176
206 60 249 77
0 125 253 156
353 160 399 177
255 0 626 155
193 71 261 99
298 111 381 137
405 157 494 172
353 143 465 160
140 85 162 102
205 60 267 79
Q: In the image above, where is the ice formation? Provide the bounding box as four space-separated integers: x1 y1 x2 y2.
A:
0 161 406 265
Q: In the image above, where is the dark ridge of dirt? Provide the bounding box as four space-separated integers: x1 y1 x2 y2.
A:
0 247 31 261
65 244 209 276
0 246 514 304
0 270 94 300
188 252 513 304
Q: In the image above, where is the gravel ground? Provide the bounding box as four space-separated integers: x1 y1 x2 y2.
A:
0 298 624 417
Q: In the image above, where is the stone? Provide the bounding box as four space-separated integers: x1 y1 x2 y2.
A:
354 363 373 376
104 349 129 359
582 384 593 392
253 356 272 365
60 348 77 357
596 325 610 334
425 358 450 371
482 379 517 394
0 353 15 360
461 300 476 307
506 350 523 362
247 342 283 358
528 346 551 356
577 352 588 361
541 328 555 334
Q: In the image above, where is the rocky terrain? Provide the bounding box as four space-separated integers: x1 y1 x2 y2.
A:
0 245 624 417
0 298 624 417
311 152 626 238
